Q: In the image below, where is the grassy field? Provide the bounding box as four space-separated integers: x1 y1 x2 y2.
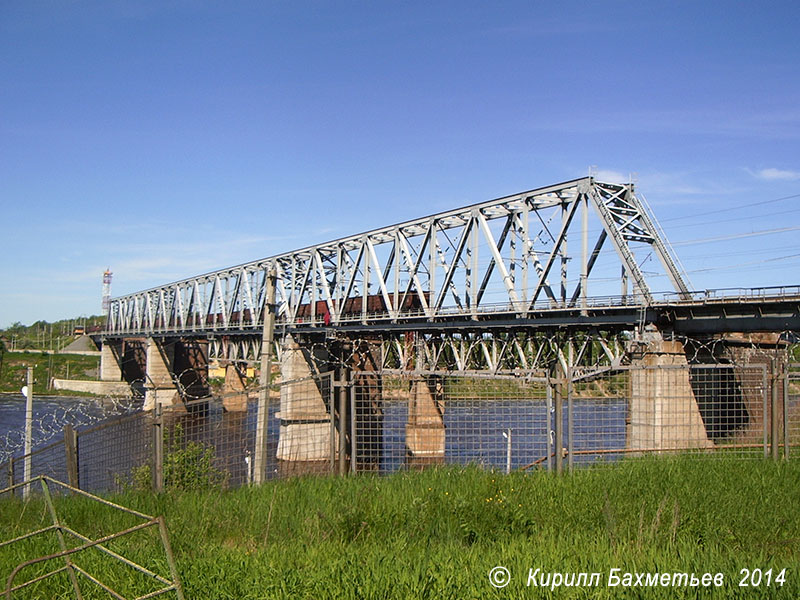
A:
2 456 799 598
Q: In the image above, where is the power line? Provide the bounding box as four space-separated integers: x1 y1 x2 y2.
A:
670 226 800 247
659 191 800 222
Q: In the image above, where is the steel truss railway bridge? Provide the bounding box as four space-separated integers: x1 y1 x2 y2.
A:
99 177 800 479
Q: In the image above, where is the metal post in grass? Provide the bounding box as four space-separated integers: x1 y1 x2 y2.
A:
338 372 349 476
546 384 553 473
5 459 14 494
553 366 563 475
503 429 512 474
772 359 780 461
784 365 789 460
350 384 357 474
23 366 33 500
762 364 768 459
330 373 337 475
567 366 574 473
152 403 164 493
254 268 277 485
64 424 79 490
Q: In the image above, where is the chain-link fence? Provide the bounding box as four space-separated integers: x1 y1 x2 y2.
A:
2 356 798 495
788 363 800 459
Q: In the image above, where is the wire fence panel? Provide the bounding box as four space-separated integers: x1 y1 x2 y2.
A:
568 369 629 467
352 375 551 474
77 412 153 493
275 375 335 477
789 363 800 457
0 356 794 494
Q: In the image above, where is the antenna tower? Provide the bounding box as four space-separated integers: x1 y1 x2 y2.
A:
102 269 113 315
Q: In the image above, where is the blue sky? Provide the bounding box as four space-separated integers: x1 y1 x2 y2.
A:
1 1 799 327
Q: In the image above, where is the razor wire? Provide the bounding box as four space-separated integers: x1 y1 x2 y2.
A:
0 393 142 465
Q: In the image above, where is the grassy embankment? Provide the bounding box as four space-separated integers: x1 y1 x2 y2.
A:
2 456 799 599
0 350 100 395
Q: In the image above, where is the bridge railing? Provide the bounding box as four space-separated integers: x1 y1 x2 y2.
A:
104 286 800 337
660 285 800 304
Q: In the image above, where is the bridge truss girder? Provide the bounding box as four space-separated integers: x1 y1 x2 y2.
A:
205 329 627 380
106 177 689 337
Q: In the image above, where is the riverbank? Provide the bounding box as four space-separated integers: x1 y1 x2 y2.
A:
0 351 101 394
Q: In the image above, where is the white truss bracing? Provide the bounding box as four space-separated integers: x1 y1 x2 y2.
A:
106 178 690 337
378 331 627 375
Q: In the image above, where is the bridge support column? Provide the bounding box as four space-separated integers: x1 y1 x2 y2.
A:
222 363 249 412
627 331 712 452
100 341 123 381
144 338 180 411
276 335 334 475
406 377 446 466
173 339 210 403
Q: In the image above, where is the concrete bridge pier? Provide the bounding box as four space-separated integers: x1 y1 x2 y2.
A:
406 377 446 467
173 339 210 403
143 338 181 411
276 335 335 475
99 338 146 395
222 363 249 412
627 330 712 452
100 341 123 381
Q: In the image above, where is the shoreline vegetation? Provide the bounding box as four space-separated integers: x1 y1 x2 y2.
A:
1 456 798 598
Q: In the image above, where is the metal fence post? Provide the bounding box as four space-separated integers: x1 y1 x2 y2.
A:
152 403 164 493
546 384 553 473
329 374 337 475
567 366 574 473
772 359 780 461
552 367 563 475
5 459 14 494
350 384 357 474
64 424 79 490
762 364 769 459
784 365 789 461
338 375 349 476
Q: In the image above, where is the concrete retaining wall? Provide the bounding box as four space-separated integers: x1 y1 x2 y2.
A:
52 379 131 395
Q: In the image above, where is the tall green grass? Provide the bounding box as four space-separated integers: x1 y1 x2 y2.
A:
2 456 799 598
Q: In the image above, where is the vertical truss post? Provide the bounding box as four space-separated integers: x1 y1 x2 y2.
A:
561 202 568 305
581 193 589 315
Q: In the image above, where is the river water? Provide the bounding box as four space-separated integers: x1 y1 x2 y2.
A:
1 393 632 491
